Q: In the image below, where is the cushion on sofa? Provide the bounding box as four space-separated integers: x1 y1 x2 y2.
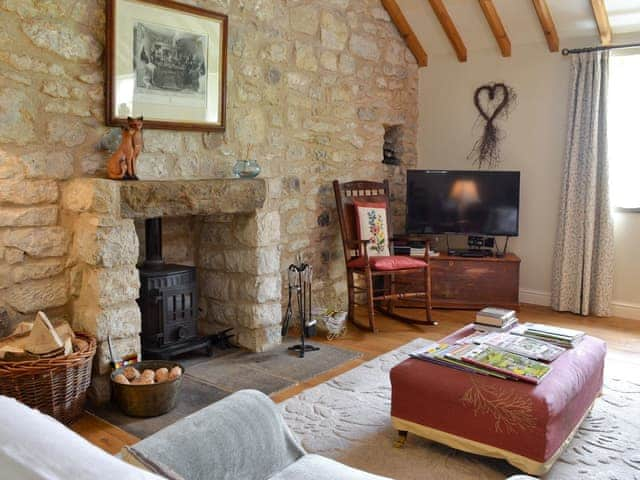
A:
128 390 306 480
0 395 163 480
269 454 392 480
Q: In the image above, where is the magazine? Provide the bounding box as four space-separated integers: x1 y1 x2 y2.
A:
462 344 552 384
410 343 508 379
440 344 509 379
409 342 449 361
511 323 584 347
464 332 565 362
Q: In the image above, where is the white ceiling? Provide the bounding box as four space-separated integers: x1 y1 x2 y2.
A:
396 0 640 59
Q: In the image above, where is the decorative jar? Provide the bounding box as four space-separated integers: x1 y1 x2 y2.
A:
233 160 261 178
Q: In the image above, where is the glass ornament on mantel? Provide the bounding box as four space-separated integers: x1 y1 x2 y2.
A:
233 144 261 178
232 160 261 178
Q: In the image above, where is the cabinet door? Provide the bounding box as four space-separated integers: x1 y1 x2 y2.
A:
431 259 519 307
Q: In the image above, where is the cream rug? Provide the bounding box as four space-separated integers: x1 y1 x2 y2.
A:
281 338 640 479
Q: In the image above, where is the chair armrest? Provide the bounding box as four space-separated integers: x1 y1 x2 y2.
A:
346 239 370 260
346 239 370 246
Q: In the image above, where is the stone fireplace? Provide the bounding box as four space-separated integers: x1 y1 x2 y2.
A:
61 177 280 402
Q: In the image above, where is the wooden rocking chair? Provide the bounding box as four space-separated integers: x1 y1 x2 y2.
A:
333 180 436 332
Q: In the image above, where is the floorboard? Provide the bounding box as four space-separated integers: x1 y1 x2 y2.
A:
70 304 640 453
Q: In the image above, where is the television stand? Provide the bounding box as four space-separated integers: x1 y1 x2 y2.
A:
447 248 493 258
394 252 521 310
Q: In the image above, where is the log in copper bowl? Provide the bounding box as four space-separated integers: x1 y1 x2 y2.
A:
110 360 183 417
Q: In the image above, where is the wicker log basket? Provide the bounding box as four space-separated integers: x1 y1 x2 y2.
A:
0 332 96 424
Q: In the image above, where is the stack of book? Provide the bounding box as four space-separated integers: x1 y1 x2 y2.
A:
511 323 585 348
410 341 552 384
474 307 518 332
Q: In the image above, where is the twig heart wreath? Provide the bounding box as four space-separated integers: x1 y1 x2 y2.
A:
468 82 517 168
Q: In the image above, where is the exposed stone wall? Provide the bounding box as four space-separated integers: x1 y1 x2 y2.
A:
0 0 418 339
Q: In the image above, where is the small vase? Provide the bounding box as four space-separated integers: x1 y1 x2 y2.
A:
233 160 261 178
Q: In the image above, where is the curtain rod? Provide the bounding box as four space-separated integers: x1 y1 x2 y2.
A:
562 42 640 55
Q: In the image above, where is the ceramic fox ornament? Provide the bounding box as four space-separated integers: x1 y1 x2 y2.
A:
106 116 143 180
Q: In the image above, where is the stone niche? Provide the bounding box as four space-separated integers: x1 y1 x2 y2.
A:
61 178 281 402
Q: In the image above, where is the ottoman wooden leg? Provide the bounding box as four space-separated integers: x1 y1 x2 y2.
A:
393 430 408 448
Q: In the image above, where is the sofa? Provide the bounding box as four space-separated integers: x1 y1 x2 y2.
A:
0 390 537 479
0 390 389 480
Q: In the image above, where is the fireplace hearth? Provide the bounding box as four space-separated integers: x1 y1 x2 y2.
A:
64 178 280 404
138 217 212 359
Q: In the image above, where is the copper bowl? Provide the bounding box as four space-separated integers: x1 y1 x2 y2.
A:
111 360 183 417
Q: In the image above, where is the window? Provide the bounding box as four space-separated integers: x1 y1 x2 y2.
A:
608 50 640 211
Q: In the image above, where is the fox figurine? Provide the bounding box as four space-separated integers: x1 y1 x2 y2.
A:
127 116 143 180
105 116 143 180
106 127 135 180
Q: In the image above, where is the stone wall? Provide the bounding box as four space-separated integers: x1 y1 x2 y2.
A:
0 0 418 339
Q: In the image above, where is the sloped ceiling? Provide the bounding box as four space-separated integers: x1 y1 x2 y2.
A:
396 0 640 60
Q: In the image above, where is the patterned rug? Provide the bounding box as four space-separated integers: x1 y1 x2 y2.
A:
281 338 640 480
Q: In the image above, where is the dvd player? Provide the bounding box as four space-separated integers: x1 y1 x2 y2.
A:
448 248 493 258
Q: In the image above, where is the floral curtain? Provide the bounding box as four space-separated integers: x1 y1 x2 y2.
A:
551 51 614 316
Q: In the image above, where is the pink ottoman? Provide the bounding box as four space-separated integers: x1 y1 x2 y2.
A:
390 325 606 475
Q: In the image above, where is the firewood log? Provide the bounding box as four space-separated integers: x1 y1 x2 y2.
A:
55 322 75 342
10 322 33 337
123 366 140 381
155 368 169 383
0 345 37 361
24 311 63 356
169 366 182 380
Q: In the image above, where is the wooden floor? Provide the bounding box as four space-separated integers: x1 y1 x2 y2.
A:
71 304 640 454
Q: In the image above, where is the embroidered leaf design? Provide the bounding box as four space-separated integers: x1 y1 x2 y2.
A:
461 377 537 434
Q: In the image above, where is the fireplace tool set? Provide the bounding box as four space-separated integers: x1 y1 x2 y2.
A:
281 256 319 358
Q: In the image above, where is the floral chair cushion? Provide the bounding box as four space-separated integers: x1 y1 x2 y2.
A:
353 200 390 257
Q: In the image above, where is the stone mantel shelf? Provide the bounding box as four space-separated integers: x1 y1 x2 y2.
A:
119 179 266 218
62 178 267 219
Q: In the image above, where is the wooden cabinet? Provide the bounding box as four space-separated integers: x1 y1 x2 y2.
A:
397 253 520 310
430 253 520 310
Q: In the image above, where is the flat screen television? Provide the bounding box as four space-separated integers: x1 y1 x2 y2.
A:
406 170 520 236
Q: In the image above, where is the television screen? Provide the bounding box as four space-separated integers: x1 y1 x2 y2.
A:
406 170 520 236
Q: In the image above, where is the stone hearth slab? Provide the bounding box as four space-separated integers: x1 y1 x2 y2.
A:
89 340 361 438
119 179 266 218
88 376 229 439
188 358 294 394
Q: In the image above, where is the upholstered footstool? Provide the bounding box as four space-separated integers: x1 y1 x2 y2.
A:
390 325 606 475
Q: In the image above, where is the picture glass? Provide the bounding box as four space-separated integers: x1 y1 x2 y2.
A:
112 0 224 128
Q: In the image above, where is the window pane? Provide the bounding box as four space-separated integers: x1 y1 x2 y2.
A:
608 52 640 209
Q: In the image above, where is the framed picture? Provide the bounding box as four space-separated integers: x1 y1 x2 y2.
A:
106 0 228 131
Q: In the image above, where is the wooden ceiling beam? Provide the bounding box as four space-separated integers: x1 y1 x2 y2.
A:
381 0 428 67
531 0 559 52
590 0 612 45
427 0 467 62
478 0 511 57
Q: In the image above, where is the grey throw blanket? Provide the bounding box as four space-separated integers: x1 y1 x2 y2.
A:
130 390 305 480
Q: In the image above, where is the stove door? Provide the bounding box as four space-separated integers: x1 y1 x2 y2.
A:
162 287 198 345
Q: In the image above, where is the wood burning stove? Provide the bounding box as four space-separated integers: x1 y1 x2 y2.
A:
138 218 212 359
